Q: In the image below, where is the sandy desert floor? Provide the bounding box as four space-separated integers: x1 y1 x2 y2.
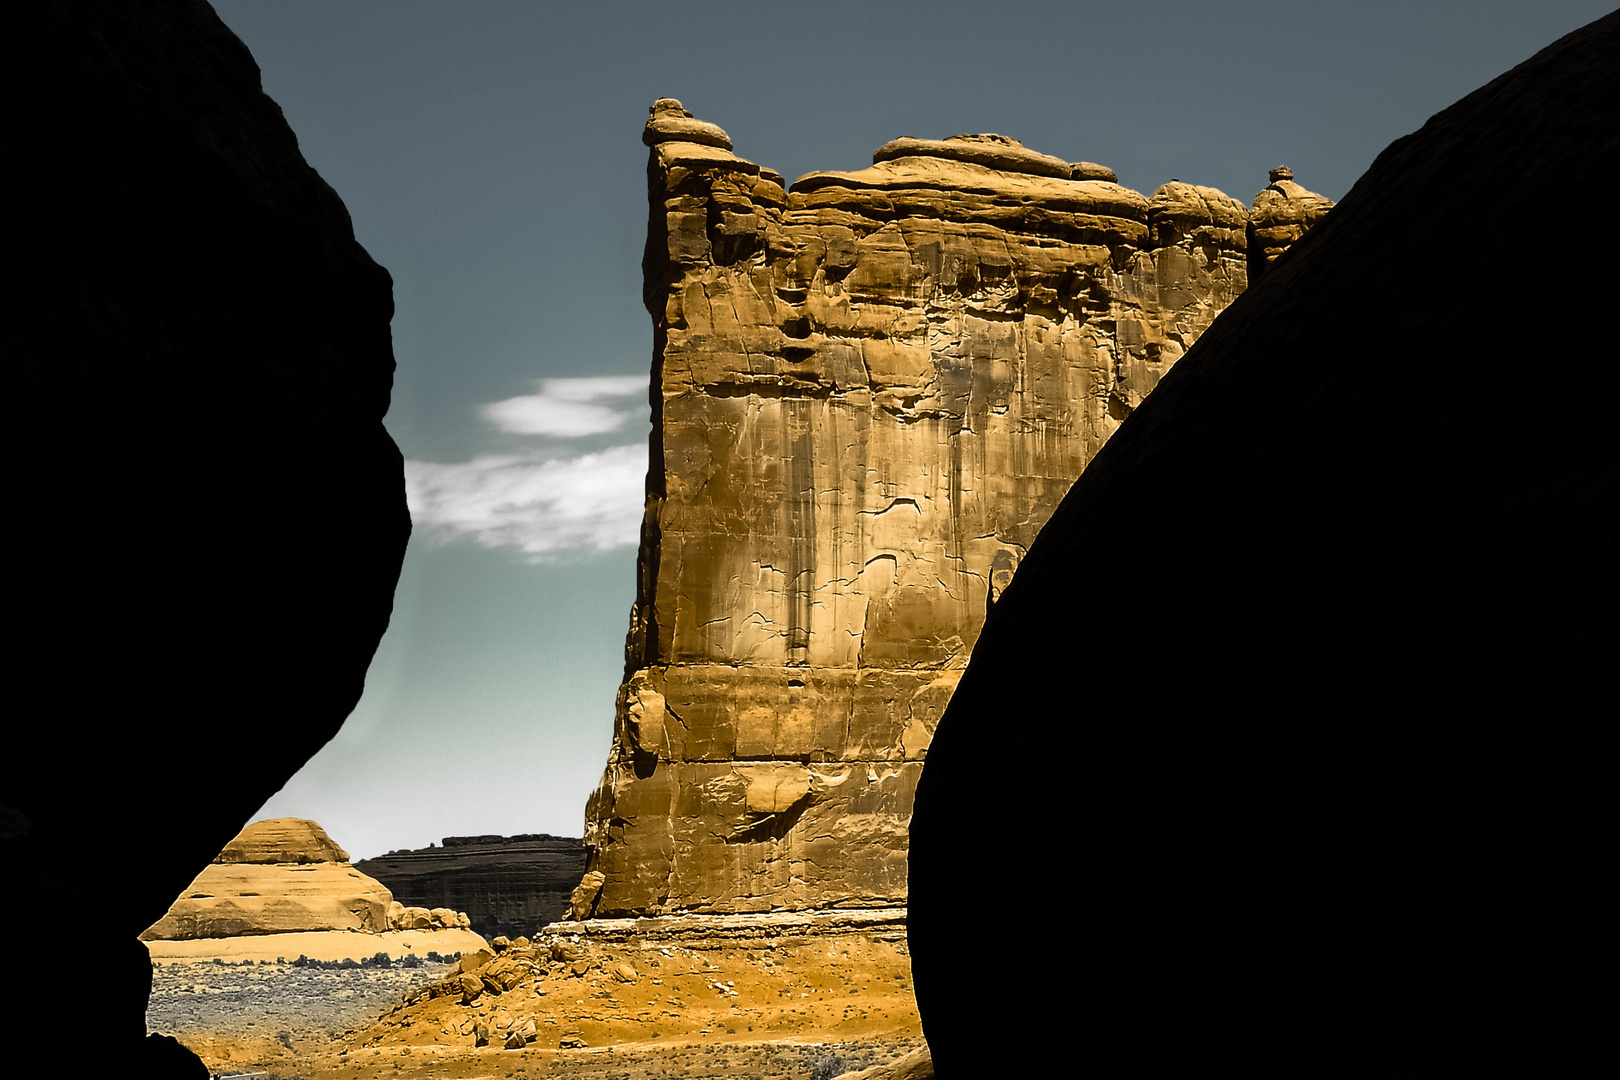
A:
148 926 924 1079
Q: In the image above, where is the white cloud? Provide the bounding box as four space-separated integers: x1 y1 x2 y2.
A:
406 444 647 560
481 374 648 437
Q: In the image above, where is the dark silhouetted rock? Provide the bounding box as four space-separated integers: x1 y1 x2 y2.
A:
910 11 1618 1079
3 1 408 1072
355 834 588 938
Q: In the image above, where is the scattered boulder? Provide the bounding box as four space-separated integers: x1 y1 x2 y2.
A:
482 955 529 993
384 901 475 932
457 949 494 974
569 871 605 920
550 940 587 963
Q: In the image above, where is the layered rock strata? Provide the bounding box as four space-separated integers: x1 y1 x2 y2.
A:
1246 165 1334 280
910 11 1619 1077
141 819 457 941
582 99 1327 916
5 2 408 1071
355 834 588 938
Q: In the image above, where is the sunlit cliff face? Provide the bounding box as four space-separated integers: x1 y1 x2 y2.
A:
579 100 1329 919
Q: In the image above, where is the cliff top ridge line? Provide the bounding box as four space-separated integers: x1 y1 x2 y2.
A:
641 96 1327 243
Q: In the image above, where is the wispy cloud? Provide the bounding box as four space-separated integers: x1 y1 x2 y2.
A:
406 376 649 561
481 375 647 437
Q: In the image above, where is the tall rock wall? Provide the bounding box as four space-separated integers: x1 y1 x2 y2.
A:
580 101 1329 917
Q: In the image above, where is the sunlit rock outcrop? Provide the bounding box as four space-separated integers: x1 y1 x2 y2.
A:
356 833 588 938
143 819 397 940
580 99 1322 916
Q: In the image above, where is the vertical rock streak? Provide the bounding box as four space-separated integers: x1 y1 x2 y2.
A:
581 100 1328 916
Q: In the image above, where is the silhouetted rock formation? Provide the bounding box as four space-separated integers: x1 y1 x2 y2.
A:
582 100 1327 917
910 12 1618 1078
357 834 588 938
3 2 407 1073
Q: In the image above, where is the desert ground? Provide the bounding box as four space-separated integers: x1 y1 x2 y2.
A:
148 926 924 1078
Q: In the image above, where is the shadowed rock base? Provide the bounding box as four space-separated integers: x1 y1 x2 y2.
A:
910 11 1618 1079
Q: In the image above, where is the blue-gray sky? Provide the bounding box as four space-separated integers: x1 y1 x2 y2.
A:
222 0 1614 859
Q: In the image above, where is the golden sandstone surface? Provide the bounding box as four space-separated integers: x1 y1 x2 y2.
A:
579 100 1330 917
143 818 475 941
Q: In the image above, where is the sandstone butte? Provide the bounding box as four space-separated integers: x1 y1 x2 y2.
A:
142 818 476 942
576 100 1331 918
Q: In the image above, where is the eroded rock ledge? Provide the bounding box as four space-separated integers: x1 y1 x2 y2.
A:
580 100 1331 918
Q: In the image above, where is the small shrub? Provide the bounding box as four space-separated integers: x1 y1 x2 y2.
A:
809 1052 854 1080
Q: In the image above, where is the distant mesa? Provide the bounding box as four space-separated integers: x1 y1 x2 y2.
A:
142 818 474 942
355 833 588 940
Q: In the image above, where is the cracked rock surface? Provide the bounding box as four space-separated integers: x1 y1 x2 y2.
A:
582 102 1327 917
